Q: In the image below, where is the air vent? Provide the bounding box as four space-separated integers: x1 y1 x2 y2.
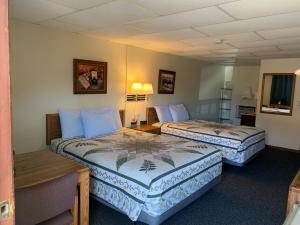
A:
137 94 146 101
126 94 146 102
126 95 136 101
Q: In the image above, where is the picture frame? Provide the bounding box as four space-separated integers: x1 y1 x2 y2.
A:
158 69 176 94
73 59 107 94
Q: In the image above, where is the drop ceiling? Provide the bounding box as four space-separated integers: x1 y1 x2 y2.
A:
9 0 300 65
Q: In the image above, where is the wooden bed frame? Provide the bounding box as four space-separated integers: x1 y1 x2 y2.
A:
146 107 159 125
46 110 125 145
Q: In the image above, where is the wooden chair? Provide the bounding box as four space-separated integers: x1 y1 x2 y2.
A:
15 172 79 225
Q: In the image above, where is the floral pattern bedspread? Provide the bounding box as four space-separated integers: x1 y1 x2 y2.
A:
51 128 222 221
153 120 265 164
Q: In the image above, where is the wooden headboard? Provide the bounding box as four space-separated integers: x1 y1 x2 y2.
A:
146 107 159 125
46 109 125 145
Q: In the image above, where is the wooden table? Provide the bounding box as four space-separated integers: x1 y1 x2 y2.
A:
128 124 161 135
287 170 300 216
14 150 90 225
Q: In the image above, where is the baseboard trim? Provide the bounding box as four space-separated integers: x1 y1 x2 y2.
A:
266 145 300 153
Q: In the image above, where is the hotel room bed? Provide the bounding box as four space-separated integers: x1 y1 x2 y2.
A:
47 112 222 225
147 107 265 167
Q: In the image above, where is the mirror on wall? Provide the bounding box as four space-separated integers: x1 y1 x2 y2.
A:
260 73 296 115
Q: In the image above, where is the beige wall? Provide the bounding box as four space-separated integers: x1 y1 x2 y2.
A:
230 66 260 123
125 46 205 124
10 20 204 153
256 58 300 150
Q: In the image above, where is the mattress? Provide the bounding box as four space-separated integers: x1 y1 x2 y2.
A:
51 128 222 222
153 120 265 166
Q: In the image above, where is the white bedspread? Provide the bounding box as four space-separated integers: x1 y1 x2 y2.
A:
51 128 222 221
153 120 265 165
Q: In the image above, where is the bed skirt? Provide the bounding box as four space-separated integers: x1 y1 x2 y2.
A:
91 175 221 225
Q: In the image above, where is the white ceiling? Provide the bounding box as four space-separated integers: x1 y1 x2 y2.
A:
9 0 300 65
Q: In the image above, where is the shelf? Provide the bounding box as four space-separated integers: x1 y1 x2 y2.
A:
220 108 231 110
220 88 232 124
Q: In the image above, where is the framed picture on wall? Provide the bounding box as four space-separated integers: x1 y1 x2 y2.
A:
73 59 107 94
158 69 176 94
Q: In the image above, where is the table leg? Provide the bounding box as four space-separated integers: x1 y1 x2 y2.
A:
72 190 78 225
79 171 90 225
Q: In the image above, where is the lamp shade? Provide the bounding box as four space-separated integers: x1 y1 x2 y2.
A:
131 83 143 94
142 83 154 95
294 69 300 76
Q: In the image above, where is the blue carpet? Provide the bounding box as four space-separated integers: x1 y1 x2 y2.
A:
90 148 300 225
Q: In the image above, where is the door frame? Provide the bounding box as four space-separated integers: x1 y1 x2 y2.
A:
0 0 15 224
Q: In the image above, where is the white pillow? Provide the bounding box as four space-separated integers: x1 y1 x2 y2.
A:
81 107 122 130
80 110 118 138
58 109 84 140
169 104 189 122
154 105 173 122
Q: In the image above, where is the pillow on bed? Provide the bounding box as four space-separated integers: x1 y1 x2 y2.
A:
58 109 84 140
169 104 189 122
81 107 122 130
154 105 173 122
81 110 118 138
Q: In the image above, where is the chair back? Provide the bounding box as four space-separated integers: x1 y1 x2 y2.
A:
15 172 79 225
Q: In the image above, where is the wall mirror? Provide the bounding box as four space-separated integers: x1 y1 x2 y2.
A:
260 73 296 116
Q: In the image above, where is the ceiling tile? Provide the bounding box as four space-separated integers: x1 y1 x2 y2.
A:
48 0 113 10
199 56 237 62
185 43 233 50
39 19 87 32
258 27 300 40
195 12 300 36
212 46 279 57
212 48 244 54
182 32 262 46
132 29 206 42
129 6 234 33
253 50 300 58
133 0 237 15
237 46 279 53
219 0 300 19
230 37 300 48
111 37 152 46
86 25 147 39
278 44 300 51
234 58 261 65
10 0 300 65
175 50 212 56
57 0 156 29
9 0 75 22
202 52 254 59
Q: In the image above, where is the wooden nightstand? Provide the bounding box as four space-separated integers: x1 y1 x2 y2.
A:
129 125 161 135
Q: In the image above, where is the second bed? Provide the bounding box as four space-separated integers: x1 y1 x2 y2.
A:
147 107 265 167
